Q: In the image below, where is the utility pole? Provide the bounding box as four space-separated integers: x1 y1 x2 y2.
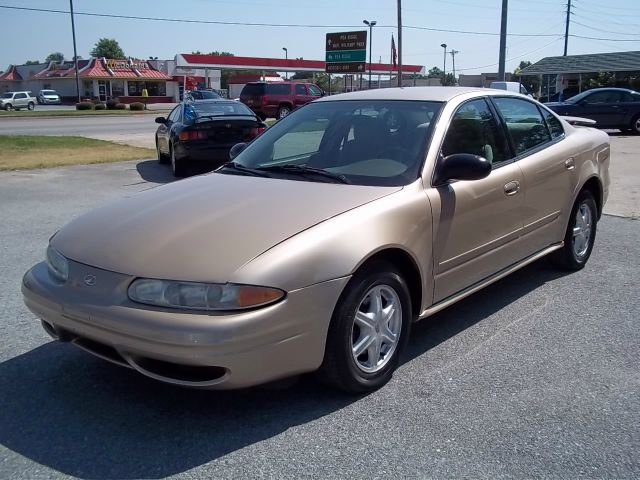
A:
282 47 288 79
69 0 80 102
564 0 572 56
397 0 403 87
498 0 508 81
440 44 447 85
450 49 459 85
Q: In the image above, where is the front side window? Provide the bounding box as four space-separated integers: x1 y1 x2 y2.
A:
230 100 443 186
266 84 291 95
15 93 27 99
583 91 622 104
493 97 552 155
441 98 508 165
308 85 323 96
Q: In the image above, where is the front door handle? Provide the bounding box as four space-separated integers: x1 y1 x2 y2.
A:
565 157 575 170
504 180 520 196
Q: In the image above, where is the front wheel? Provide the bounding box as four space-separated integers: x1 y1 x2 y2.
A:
551 190 597 270
27 102 35 111
630 114 640 135
4 104 12 111
318 262 412 393
156 138 169 164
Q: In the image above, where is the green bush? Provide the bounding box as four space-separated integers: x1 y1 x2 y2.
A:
129 102 145 111
94 103 106 110
91 98 103 105
114 103 127 110
75 102 93 110
106 99 118 109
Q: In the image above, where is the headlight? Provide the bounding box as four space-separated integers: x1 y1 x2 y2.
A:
128 279 285 311
46 245 68 282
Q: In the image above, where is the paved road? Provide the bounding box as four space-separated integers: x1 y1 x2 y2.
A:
0 115 158 148
0 161 638 479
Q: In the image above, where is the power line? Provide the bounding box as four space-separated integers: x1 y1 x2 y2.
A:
571 19 640 37
0 4 568 37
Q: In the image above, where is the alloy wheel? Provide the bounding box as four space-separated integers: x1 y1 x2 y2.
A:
351 285 402 374
572 202 593 259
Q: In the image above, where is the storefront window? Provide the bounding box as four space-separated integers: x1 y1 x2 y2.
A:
111 80 124 97
83 80 93 98
127 81 166 96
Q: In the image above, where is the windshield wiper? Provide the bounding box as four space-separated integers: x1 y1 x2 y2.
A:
258 164 350 184
218 161 271 178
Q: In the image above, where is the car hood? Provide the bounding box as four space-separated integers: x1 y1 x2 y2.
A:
51 173 401 283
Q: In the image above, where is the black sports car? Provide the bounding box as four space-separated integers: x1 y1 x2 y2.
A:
155 99 267 177
545 87 640 134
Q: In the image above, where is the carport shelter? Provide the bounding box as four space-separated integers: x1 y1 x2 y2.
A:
520 50 640 100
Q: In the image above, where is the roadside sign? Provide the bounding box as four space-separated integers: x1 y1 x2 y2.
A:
325 31 367 74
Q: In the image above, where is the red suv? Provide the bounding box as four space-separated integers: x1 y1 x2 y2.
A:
240 81 324 120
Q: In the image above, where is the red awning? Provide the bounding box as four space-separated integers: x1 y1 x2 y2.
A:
177 54 423 75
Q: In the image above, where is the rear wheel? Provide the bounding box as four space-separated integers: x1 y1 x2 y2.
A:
27 102 35 111
277 105 291 119
551 190 597 270
156 138 169 164
318 262 411 393
170 143 187 177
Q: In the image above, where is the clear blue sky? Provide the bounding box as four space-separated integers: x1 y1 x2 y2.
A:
1 0 639 74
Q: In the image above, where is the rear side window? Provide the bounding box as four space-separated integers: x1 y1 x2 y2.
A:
493 97 552 155
295 84 307 94
241 84 265 96
540 108 564 139
266 84 291 95
15 93 27 99
441 98 508 165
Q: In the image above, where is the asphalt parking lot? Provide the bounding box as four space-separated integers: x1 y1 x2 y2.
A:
0 141 638 478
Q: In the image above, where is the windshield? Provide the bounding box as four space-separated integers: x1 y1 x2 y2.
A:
41 90 57 95
564 91 592 104
185 101 254 120
188 90 220 100
230 100 443 187
2 93 13 99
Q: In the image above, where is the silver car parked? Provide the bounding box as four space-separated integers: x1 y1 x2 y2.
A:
37 89 62 105
1 91 37 111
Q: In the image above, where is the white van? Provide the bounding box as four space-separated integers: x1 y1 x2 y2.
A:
490 81 532 96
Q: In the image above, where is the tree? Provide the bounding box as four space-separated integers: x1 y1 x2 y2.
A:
513 60 540 97
45 52 64 63
90 38 125 59
24 60 40 65
428 66 442 78
441 73 456 86
292 71 313 80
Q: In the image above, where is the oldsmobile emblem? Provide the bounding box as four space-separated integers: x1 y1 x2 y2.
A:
83 274 96 287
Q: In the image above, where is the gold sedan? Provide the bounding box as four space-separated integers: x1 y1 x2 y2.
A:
22 87 610 393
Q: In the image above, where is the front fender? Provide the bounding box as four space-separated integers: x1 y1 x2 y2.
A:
230 180 434 306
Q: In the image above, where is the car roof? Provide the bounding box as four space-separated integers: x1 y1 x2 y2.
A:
583 87 638 93
316 86 519 103
185 99 242 106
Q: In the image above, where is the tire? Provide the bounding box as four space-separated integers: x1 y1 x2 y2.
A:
156 138 169 164
630 114 640 135
170 143 187 177
277 105 291 119
27 102 35 111
4 103 11 111
551 190 597 270
318 261 412 393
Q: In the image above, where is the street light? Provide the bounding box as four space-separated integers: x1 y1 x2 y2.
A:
440 43 447 86
363 19 377 89
282 47 288 80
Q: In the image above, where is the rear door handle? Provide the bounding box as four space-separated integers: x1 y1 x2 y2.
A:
504 181 520 196
565 157 575 170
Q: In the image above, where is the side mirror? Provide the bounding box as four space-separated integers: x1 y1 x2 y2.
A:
320 90 326 97
229 142 248 160
433 153 491 186
155 116 166 124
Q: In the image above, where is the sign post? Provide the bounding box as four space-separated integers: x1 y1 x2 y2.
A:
325 31 367 79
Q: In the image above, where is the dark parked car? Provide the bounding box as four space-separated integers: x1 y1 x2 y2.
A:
155 99 267 177
546 87 640 134
239 81 324 120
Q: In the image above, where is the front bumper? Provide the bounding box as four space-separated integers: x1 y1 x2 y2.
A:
41 98 61 104
22 261 348 389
